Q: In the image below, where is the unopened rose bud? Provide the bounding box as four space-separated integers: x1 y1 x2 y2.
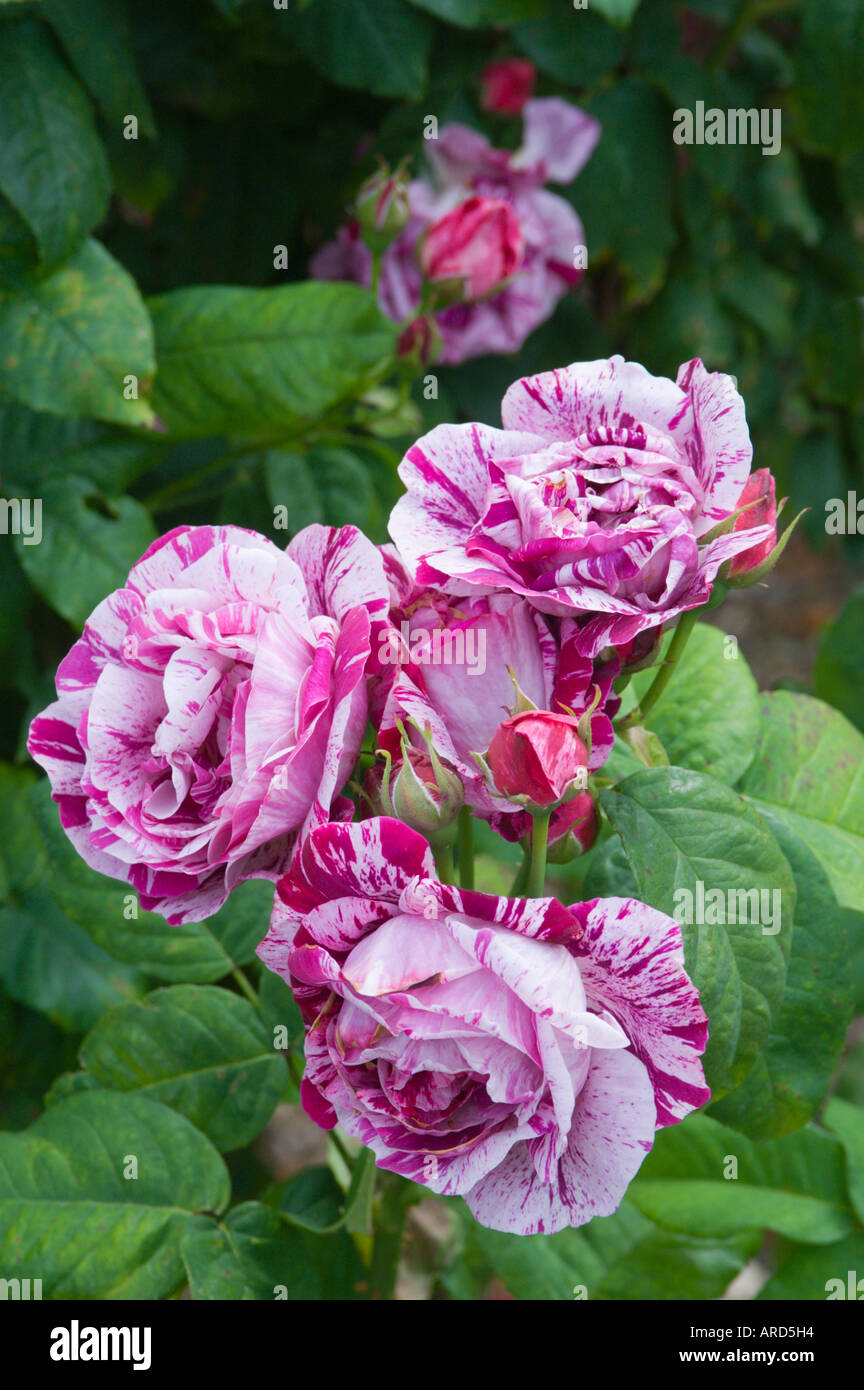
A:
485 710 588 808
727 469 777 578
367 729 464 838
546 792 597 864
397 314 439 366
355 164 411 249
419 196 523 303
479 58 535 116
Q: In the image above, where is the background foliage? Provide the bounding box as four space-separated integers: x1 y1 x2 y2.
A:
1 0 863 1301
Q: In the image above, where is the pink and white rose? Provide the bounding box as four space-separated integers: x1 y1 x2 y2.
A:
27 524 389 923
389 355 777 656
256 817 710 1235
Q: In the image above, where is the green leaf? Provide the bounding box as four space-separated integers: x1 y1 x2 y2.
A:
709 816 852 1139
291 0 432 99
24 778 272 986
266 444 374 533
737 691 864 910
814 583 864 733
15 475 155 628
793 0 864 161
149 281 395 438
513 8 625 87
0 768 142 1032
630 1114 853 1245
182 1202 319 1300
0 991 80 1130
0 1091 230 1298
569 78 675 300
78 986 285 1152
598 767 795 1094
461 1198 757 1301
407 0 547 25
42 0 155 137
823 1098 864 1225
589 0 642 23
0 19 110 265
280 1167 345 1233
0 238 156 426
757 1233 864 1300
623 623 761 784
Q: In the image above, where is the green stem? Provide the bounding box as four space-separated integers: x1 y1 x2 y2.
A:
619 608 699 730
435 843 455 884
457 807 474 891
230 966 259 1010
509 853 530 898
527 809 551 898
369 1173 415 1300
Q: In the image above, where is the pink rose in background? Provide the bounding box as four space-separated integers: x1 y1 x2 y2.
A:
389 355 777 656
257 817 710 1235
28 524 389 923
419 196 523 300
480 58 536 116
311 98 600 364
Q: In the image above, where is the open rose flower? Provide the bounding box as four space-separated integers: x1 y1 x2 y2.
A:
257 818 710 1235
312 98 599 364
27 524 388 923
389 355 777 656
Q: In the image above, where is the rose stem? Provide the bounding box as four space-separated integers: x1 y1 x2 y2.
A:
527 809 551 898
621 607 699 729
457 806 474 890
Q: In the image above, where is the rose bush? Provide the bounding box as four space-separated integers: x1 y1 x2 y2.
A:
257 817 709 1235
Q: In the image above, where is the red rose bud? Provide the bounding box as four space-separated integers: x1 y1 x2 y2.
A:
479 58 535 115
419 196 523 302
397 314 439 366
546 792 598 864
728 469 777 578
486 710 588 808
355 164 411 247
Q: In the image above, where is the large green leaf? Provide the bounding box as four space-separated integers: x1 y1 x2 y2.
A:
823 1098 864 1225
0 19 110 265
407 0 546 25
26 777 273 984
513 8 625 87
265 445 374 534
0 1091 230 1298
813 584 864 733
149 281 395 438
78 986 285 1152
0 238 156 426
757 1233 864 1300
15 475 155 628
793 0 864 161
460 1198 757 1301
42 0 155 136
630 1114 853 1245
737 692 864 910
0 768 142 1032
598 767 794 1095
181 1202 322 1300
622 623 761 785
708 816 852 1139
567 78 675 299
290 0 432 99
